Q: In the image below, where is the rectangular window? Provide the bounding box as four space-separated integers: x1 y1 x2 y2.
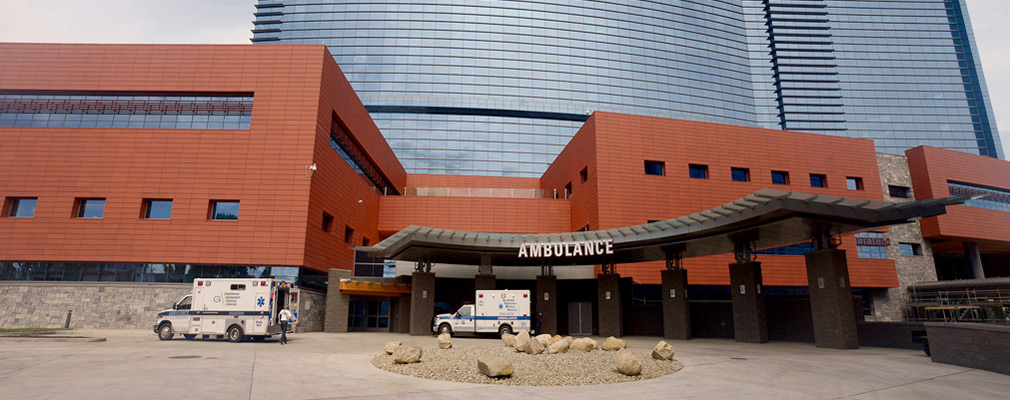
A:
855 232 888 259
230 284 246 290
899 243 922 256
6 197 37 218
322 212 334 232
75 198 105 219
949 181 1010 213
689 164 708 179
580 167 588 182
810 174 827 188
772 171 789 185
888 185 911 199
644 160 665 176
210 201 239 220
564 182 572 198
846 177 864 191
362 238 370 246
731 168 750 182
345 225 354 243
143 199 172 219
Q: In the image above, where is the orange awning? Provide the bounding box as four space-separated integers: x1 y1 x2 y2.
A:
338 279 411 297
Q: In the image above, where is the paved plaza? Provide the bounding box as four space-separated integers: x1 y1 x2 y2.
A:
1 330 1008 400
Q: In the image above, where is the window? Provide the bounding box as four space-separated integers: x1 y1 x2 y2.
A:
230 284 246 290
580 167 588 182
344 225 354 243
644 160 665 176
6 197 37 218
899 243 922 256
143 199 172 219
210 201 239 220
846 177 864 191
772 171 789 185
322 212 334 232
855 232 887 259
362 238 370 246
564 182 572 197
888 185 912 199
949 182 1010 213
689 164 708 179
810 174 827 188
731 168 750 182
75 198 105 219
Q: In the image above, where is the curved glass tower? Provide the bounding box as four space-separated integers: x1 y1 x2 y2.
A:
253 0 1003 176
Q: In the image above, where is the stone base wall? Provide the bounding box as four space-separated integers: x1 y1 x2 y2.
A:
1 282 328 332
294 288 326 332
857 321 926 350
927 323 1010 375
1 282 191 329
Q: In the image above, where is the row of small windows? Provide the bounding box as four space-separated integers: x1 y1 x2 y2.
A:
643 161 864 190
3 197 239 221
0 92 253 130
949 181 1010 213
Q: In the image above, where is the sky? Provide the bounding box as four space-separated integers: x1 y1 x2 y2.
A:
0 0 1008 158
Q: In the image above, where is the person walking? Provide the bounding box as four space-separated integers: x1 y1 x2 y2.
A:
278 306 294 345
534 309 543 335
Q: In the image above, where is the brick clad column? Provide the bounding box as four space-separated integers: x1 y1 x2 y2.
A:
324 268 351 333
661 268 691 340
474 274 496 291
597 273 623 337
409 271 436 336
805 249 859 349
536 274 557 335
730 261 768 343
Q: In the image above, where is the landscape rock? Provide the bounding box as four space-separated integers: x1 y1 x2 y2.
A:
392 346 422 364
651 341 675 360
514 330 532 353
384 341 401 355
601 336 626 351
614 348 642 376
547 335 564 347
501 333 516 347
570 337 597 352
535 334 552 346
477 355 514 377
546 338 570 354
526 336 545 354
563 336 574 346
438 333 452 349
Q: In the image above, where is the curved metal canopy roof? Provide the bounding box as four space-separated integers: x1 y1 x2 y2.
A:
360 189 966 267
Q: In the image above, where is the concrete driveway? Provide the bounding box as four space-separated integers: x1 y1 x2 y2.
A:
1 330 1007 399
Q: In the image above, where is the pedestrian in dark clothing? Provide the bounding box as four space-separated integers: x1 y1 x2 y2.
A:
534 310 543 335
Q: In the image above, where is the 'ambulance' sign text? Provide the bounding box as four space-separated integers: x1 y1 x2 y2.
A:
517 239 614 258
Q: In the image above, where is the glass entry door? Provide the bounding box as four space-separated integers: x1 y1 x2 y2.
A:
568 302 593 335
348 296 390 332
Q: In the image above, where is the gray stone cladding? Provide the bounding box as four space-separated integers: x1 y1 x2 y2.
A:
1 281 327 332
870 153 938 321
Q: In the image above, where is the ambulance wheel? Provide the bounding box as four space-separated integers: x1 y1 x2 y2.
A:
157 323 174 340
498 324 512 336
438 323 453 336
227 325 245 343
183 334 197 340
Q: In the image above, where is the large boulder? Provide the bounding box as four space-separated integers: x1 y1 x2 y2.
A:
501 333 516 347
514 330 532 353
392 346 423 364
570 337 597 352
477 355 514 378
535 334 552 346
563 336 574 346
526 336 546 354
547 335 564 347
601 336 626 351
384 341 401 355
651 341 675 360
614 348 642 376
546 337 570 354
437 333 452 349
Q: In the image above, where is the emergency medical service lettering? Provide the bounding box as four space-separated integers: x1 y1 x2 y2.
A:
223 292 241 307
500 297 519 315
517 239 614 258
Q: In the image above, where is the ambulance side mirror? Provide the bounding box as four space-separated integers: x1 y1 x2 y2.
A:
455 313 460 318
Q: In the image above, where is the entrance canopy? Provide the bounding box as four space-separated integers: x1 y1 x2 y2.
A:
360 189 966 266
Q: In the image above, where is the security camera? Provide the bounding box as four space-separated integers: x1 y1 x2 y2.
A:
309 163 317 171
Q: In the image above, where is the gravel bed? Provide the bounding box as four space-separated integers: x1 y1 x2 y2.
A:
372 344 683 386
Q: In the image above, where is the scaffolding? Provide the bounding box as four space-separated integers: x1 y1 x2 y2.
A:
906 286 1010 325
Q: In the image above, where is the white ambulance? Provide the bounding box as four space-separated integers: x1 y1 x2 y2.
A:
154 278 299 342
432 290 531 336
